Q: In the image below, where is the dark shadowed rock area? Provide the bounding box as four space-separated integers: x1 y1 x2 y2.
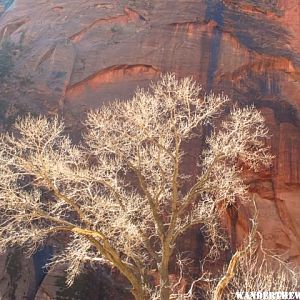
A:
0 0 299 298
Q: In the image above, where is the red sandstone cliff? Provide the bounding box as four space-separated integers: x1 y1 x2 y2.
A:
0 0 299 298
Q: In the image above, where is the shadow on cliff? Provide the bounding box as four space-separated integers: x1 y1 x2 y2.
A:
204 0 300 128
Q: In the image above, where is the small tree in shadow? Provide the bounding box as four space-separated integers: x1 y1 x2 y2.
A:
0 39 15 79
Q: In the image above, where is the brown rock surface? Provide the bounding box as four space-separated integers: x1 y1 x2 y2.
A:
0 0 300 298
0 248 36 300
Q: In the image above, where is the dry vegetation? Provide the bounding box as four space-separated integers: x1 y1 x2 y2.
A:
0 74 293 299
211 203 299 300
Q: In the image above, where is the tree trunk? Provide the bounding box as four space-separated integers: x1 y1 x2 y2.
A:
159 242 171 300
213 250 242 300
160 280 171 300
131 284 147 300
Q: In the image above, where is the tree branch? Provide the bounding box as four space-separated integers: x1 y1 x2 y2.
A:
127 155 165 239
178 154 221 217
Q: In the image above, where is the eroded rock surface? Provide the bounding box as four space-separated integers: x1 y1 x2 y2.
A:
0 0 299 298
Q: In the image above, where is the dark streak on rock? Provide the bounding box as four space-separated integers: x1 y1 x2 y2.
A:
205 0 225 90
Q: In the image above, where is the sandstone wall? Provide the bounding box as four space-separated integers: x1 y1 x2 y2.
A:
0 0 299 298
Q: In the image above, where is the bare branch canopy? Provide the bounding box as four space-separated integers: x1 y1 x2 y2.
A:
0 74 286 299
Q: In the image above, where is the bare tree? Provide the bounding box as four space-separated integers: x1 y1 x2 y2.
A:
0 74 272 299
212 200 299 300
224 235 299 300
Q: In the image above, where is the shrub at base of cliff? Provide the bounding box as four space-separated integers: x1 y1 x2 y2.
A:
55 272 100 300
0 74 289 299
55 266 133 300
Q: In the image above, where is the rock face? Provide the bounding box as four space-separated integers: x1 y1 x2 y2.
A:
0 248 36 300
0 0 300 298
